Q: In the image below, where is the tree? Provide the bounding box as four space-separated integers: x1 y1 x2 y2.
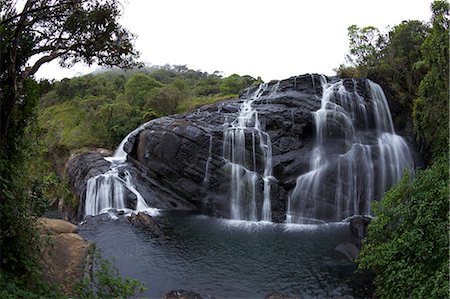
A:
345 25 386 67
380 20 428 110
354 2 449 297
0 0 140 293
220 74 256 95
412 0 449 160
145 85 185 115
124 73 162 106
0 0 140 151
357 157 448 298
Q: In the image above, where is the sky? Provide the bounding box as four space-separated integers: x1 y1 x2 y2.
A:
34 0 433 82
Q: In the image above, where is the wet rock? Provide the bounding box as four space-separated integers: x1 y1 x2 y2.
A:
128 212 163 237
349 215 372 241
162 290 203 299
264 291 301 299
349 269 376 299
335 242 360 262
65 151 111 221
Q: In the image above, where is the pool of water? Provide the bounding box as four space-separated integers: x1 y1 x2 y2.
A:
78 212 359 298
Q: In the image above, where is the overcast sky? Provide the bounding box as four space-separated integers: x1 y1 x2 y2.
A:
34 0 433 82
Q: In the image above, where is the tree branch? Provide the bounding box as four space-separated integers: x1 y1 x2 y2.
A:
21 51 64 79
0 0 87 26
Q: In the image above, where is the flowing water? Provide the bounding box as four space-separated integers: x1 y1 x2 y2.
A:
84 126 159 217
286 77 414 224
222 83 279 221
79 212 361 299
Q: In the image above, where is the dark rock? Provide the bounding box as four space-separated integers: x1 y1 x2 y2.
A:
349 269 376 299
126 76 323 222
335 242 360 262
349 215 372 242
66 74 423 223
125 192 137 210
128 212 163 237
162 290 203 299
264 291 301 299
65 151 111 222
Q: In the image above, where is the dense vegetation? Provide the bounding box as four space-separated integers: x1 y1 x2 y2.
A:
0 1 144 297
337 1 449 298
39 65 262 151
1 0 448 298
336 0 448 161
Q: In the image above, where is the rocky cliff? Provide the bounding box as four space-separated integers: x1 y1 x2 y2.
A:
66 74 421 223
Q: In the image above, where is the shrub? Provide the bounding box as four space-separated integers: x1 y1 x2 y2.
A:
357 156 449 298
74 249 147 299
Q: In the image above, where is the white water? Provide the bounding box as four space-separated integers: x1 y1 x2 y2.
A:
203 134 213 190
84 126 159 218
286 77 414 224
222 83 279 221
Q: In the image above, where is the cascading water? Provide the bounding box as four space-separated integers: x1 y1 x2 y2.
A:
286 76 414 224
203 134 213 190
222 83 278 221
84 127 159 218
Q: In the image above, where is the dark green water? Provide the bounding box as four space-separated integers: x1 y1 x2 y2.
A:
79 212 359 298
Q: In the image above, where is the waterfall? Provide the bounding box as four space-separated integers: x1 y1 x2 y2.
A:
222 83 278 221
84 127 159 218
203 134 213 190
286 77 414 224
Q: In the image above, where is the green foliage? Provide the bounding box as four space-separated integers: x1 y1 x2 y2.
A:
74 249 147 299
412 0 449 159
38 65 261 154
357 156 449 298
144 85 184 115
124 73 162 106
0 80 46 275
0 1 140 295
0 270 63 299
338 21 428 110
339 2 450 298
176 94 237 113
220 74 262 95
0 80 62 298
337 0 448 161
39 94 153 150
345 25 386 67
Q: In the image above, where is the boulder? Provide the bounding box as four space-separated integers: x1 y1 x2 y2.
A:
162 290 203 299
128 212 163 237
37 217 78 234
349 215 372 241
335 242 360 262
38 218 91 295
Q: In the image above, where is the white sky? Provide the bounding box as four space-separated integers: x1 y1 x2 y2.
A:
34 0 433 82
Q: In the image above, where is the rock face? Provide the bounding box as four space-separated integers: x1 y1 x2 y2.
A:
128 212 163 237
38 218 91 294
66 152 111 221
67 74 421 223
127 76 322 222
